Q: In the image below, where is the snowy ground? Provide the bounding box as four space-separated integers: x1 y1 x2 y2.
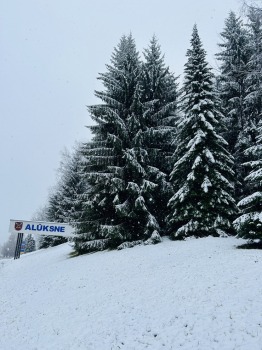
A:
0 237 262 350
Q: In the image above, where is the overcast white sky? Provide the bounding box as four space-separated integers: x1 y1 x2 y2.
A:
0 0 242 244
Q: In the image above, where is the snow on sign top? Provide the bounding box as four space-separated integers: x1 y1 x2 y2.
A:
9 219 75 237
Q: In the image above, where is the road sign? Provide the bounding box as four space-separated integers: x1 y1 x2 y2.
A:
9 219 75 238
10 219 75 259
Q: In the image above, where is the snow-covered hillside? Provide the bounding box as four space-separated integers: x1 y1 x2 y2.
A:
0 237 262 350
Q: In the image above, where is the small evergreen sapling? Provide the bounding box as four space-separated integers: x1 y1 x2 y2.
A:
24 234 36 253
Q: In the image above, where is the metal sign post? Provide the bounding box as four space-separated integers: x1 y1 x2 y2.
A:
14 232 24 259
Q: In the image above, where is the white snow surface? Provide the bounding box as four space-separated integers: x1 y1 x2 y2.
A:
1 237 262 350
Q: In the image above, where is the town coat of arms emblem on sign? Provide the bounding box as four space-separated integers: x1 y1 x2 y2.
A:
14 222 23 231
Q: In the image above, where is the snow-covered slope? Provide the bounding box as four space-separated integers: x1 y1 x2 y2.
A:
0 237 262 350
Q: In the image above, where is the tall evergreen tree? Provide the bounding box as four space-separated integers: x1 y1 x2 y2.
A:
141 36 178 172
74 35 161 254
244 7 262 139
216 11 251 199
140 36 178 232
38 191 68 249
167 25 237 239
39 145 86 249
49 146 86 224
234 120 262 241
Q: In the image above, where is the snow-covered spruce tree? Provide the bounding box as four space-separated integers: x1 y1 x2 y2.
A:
38 191 68 249
216 11 251 200
141 36 178 173
24 234 36 253
39 145 86 249
50 146 87 224
167 25 237 239
234 121 262 241
74 34 161 254
244 8 262 141
140 36 178 232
